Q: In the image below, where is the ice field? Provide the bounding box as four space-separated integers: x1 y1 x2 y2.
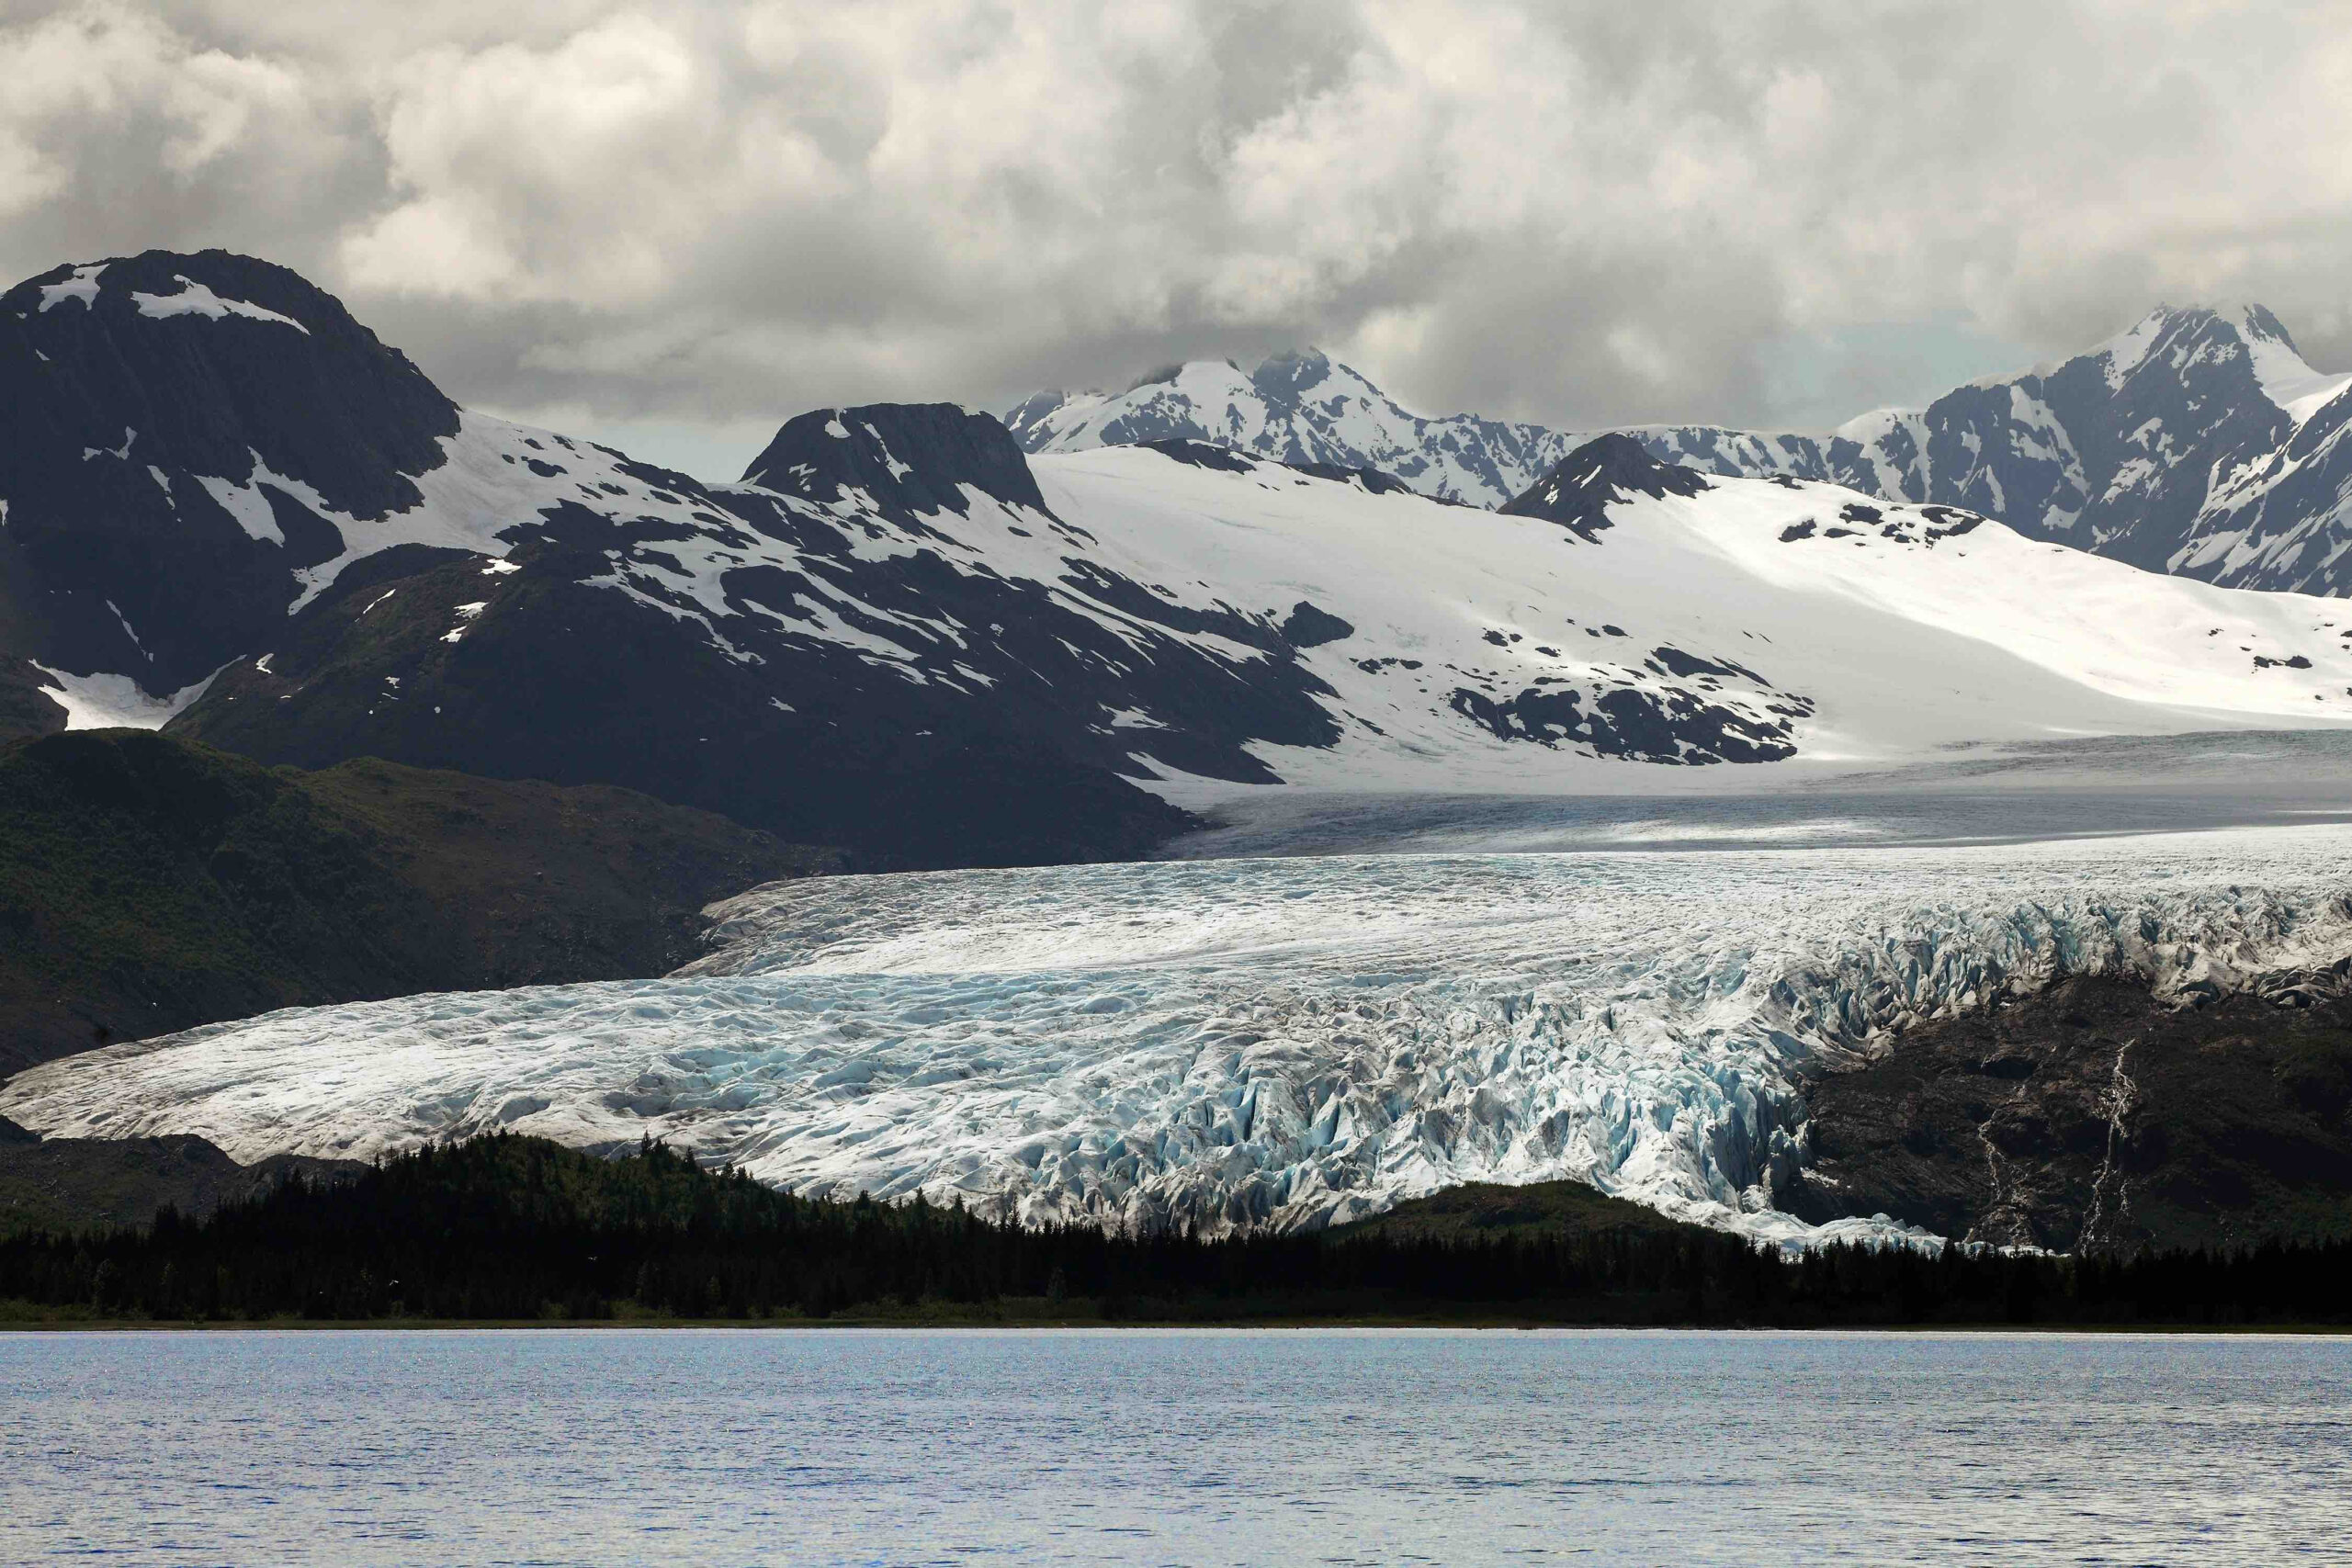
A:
11 792 2352 1247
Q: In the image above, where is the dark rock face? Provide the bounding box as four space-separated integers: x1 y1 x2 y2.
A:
1447 677 1810 764
0 728 835 1072
0 660 67 743
743 402 1048 517
1279 602 1355 648
1920 308 2293 573
1498 434 1713 542
0 251 460 699
1784 975 2352 1252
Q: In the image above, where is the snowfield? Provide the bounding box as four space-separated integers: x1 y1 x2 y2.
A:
10 818 2352 1247
1029 446 2352 795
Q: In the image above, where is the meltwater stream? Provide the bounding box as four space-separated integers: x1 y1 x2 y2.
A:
5 1328 2348 1566
10 817 2352 1245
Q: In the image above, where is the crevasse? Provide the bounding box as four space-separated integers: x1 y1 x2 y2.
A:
6 824 2351 1248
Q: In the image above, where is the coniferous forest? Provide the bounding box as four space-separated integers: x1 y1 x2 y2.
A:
1 1133 2346 1328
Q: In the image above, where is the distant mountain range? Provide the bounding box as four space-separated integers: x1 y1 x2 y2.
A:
6 250 2352 875
1006 306 2352 594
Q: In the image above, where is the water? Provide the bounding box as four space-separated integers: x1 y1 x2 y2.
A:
5 1328 2347 1565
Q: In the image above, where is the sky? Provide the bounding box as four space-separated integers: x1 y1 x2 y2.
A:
4 0 2349 480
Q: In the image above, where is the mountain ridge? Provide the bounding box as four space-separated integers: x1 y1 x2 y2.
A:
10 250 2352 871
1007 304 2352 595
0 253 1202 868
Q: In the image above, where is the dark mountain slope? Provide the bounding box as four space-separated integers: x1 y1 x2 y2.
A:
1784 975 2352 1252
162 434 1204 866
0 729 835 1073
1 252 1206 866
0 250 460 708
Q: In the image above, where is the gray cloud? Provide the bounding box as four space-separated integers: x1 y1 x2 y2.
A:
5 0 2349 477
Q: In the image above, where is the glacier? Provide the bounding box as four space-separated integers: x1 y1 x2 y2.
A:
9 818 2352 1248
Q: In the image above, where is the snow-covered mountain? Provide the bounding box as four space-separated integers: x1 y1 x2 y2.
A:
19 252 2352 1243
1008 307 2352 594
1004 350 1579 507
11 249 2352 871
0 253 1193 864
164 421 2352 813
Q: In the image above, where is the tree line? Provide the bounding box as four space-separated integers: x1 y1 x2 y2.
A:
2 1133 2346 1326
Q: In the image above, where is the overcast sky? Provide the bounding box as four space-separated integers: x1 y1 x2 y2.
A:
6 0 2348 479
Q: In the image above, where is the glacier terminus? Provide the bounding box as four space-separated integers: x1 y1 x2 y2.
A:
12 802 2352 1250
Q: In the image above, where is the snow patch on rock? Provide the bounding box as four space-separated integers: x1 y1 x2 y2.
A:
130 275 311 334
36 264 104 312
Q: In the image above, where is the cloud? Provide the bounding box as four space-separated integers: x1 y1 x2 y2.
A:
4 0 2350 474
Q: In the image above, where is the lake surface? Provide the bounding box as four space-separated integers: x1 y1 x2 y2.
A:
4 1329 2348 1565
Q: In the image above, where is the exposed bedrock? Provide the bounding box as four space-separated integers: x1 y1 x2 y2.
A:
1785 973 2352 1251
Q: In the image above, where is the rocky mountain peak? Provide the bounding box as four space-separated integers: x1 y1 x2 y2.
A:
1250 347 1337 399
0 249 467 695
2 249 459 520
1498 433 1712 541
741 401 1048 518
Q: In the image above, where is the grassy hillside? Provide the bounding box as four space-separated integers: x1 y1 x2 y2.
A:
0 729 837 1071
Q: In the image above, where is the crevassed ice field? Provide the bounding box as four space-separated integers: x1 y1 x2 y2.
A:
11 766 2352 1247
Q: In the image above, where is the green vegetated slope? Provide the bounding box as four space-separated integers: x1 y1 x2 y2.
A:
0 729 838 1072
5 1133 2348 1328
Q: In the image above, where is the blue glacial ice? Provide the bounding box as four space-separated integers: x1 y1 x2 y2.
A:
10 818 2352 1247
14 822 2352 1250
